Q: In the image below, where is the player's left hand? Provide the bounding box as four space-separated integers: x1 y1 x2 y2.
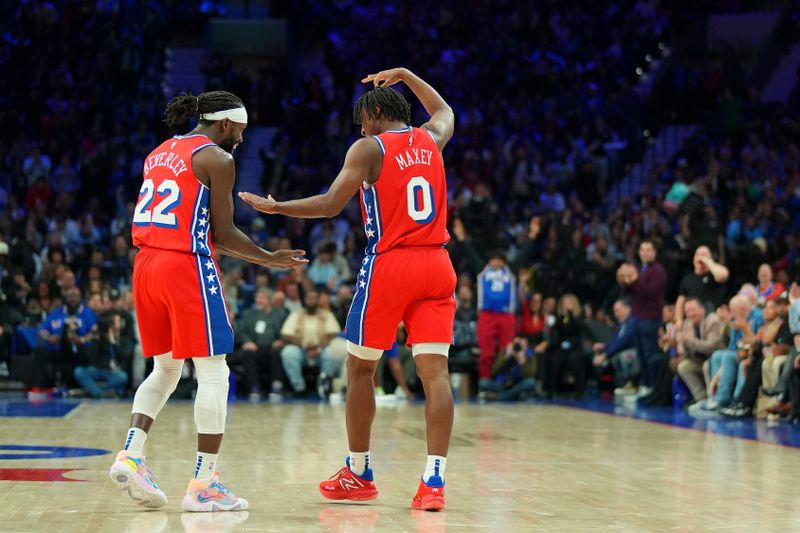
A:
238 191 278 214
362 68 407 88
268 249 308 269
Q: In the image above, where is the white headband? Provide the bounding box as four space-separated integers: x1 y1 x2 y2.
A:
200 107 248 124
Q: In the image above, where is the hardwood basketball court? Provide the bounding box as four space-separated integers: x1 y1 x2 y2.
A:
2 399 800 531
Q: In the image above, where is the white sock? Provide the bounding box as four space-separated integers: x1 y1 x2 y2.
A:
423 455 446 484
349 451 370 476
124 428 147 456
195 452 218 483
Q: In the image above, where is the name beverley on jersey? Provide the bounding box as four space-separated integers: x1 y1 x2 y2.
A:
394 148 434 171
144 151 189 177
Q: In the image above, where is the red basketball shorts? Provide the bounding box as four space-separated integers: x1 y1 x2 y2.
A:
133 247 234 359
346 246 457 350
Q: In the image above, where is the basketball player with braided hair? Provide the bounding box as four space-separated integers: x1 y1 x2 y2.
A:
240 68 456 511
109 90 306 512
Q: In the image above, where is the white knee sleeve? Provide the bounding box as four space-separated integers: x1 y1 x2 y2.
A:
347 341 383 361
412 342 450 357
132 352 183 419
193 356 229 434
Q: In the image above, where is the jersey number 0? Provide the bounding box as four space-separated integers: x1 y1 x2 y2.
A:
406 176 435 224
133 179 182 228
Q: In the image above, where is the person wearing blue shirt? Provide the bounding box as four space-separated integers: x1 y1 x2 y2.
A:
698 294 761 412
592 299 637 390
34 287 97 390
476 253 517 383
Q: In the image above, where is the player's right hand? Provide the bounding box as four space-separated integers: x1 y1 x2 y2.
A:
362 68 407 88
267 249 308 269
239 191 278 214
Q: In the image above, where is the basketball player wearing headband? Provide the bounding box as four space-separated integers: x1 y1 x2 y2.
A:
109 91 307 512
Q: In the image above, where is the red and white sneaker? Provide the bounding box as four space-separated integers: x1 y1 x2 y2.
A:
411 477 445 511
319 457 378 501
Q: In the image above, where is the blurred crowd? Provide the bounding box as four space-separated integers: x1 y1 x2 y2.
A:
2 1 800 423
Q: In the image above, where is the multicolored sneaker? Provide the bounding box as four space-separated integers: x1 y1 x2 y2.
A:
318 457 378 501
411 476 445 511
109 450 168 508
181 472 249 512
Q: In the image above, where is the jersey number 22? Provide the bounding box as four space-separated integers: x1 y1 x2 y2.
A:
133 179 182 228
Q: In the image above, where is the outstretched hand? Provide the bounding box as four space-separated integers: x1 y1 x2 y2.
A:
267 249 308 269
239 191 278 214
362 68 407 88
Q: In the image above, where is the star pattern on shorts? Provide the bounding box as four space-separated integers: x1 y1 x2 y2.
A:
366 228 375 238
198 217 207 227
203 259 220 298
201 207 208 216
196 230 206 240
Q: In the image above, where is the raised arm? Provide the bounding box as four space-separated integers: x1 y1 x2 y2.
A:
362 67 454 151
194 147 307 269
238 137 379 219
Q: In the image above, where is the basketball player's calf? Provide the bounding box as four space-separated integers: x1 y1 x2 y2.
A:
319 343 453 511
411 348 452 512
319 351 380 501
110 354 248 511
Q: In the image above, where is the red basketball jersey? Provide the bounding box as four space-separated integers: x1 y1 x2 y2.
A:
132 134 217 256
361 127 449 254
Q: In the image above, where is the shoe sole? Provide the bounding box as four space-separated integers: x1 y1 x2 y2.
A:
318 486 378 501
181 497 250 512
110 461 167 508
412 496 445 511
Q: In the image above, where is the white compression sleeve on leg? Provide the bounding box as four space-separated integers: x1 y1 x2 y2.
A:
192 356 230 434
131 353 184 419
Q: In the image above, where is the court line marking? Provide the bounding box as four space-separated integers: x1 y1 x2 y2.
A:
63 403 86 419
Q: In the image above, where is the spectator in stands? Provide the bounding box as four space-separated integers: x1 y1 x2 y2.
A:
618 239 666 398
695 294 762 414
768 284 800 418
22 145 51 187
786 336 800 423
229 289 287 402
279 289 342 395
451 285 477 363
518 276 546 345
543 293 587 398
720 297 792 418
592 299 637 393
331 285 353 332
675 245 730 324
102 289 136 387
675 298 725 404
34 287 97 390
283 282 303 313
446 218 485 279
476 252 517 383
307 242 342 292
73 311 128 398
756 263 784 305
479 335 537 402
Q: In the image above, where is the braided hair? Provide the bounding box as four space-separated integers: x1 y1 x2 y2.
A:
352 86 411 125
164 90 243 126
